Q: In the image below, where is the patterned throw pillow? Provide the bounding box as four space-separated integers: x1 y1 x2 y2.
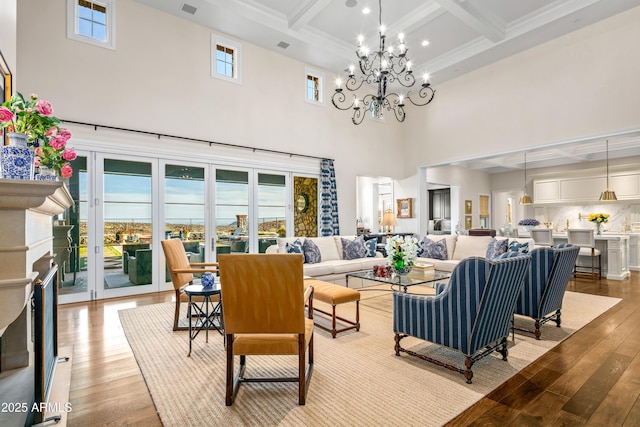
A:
341 237 367 260
363 238 377 258
486 238 508 260
302 239 322 264
420 238 448 260
495 251 523 260
286 239 303 255
508 240 529 254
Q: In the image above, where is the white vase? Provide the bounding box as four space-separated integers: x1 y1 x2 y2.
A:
1 132 35 180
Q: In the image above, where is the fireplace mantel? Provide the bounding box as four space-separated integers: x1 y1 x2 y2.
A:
0 179 73 336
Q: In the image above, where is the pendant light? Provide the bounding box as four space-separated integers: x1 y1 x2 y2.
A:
520 152 533 205
599 139 617 201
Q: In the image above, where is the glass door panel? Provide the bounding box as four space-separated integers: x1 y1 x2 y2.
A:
165 164 206 283
58 154 92 303
215 169 249 259
102 158 154 295
257 173 286 252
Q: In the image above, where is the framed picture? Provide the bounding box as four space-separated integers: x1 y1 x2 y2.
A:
465 200 472 215
0 50 11 145
396 198 412 218
465 215 472 229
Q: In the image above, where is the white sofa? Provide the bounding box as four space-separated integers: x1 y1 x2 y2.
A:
266 235 383 285
416 234 537 272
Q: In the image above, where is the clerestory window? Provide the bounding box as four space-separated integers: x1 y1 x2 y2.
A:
67 0 116 50
211 35 242 84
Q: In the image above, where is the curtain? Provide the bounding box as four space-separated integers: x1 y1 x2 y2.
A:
319 159 340 236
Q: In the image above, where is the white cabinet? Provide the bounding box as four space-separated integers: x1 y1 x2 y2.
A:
534 171 640 204
610 173 640 200
559 176 605 201
533 180 559 203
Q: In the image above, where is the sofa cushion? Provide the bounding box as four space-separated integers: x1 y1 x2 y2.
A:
451 235 494 260
286 239 303 255
419 237 448 260
303 262 335 277
486 238 508 260
341 236 367 260
277 237 305 253
363 237 377 257
302 238 322 264
508 240 530 254
324 260 364 274
426 234 457 260
312 237 341 261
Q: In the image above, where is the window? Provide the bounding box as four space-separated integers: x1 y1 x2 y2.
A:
304 67 324 105
211 35 242 84
67 0 115 50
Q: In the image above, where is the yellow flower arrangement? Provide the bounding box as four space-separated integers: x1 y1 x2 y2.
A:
587 213 609 224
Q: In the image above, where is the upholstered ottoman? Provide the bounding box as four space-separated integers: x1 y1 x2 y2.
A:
304 279 360 338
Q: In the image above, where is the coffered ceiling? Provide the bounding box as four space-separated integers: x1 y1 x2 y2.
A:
133 0 640 173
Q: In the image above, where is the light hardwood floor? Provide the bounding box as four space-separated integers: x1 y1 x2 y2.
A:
58 273 640 426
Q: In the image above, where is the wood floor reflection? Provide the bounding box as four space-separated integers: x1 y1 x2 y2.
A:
58 273 640 426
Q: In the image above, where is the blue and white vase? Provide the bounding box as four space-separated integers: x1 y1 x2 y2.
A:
1 132 34 180
35 166 58 181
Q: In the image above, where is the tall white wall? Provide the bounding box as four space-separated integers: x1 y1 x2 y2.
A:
16 0 406 235
403 6 640 174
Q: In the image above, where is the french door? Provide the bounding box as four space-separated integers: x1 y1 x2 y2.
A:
59 155 297 303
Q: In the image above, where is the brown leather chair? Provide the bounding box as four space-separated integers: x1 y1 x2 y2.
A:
161 239 219 331
218 253 314 406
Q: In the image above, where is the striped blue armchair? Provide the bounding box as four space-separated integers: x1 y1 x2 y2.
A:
514 244 580 339
393 254 531 384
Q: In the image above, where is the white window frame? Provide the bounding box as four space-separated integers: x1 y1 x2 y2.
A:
304 67 324 106
211 35 242 84
66 0 116 50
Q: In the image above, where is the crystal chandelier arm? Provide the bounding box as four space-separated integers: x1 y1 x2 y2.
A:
406 84 435 107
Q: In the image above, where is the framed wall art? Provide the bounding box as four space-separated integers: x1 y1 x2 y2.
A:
397 198 412 218
464 200 472 215
465 215 472 229
0 50 12 145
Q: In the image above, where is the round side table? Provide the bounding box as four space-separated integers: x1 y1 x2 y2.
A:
183 283 222 356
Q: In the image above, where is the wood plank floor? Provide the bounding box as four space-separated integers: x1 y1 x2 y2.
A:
57 273 640 426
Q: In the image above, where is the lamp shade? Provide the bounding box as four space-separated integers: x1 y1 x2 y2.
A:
600 190 617 201
520 193 533 205
381 211 398 227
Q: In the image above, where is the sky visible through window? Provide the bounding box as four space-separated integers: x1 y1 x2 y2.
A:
77 0 107 41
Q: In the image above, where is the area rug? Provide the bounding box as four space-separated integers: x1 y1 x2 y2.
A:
119 291 620 427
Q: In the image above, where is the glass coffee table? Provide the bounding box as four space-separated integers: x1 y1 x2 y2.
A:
346 270 451 293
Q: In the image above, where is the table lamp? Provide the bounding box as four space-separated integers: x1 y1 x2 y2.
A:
381 211 398 234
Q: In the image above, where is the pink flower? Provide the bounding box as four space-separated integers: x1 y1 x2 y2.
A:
36 100 53 116
60 164 73 179
58 128 72 141
45 127 58 137
34 147 43 155
62 148 77 161
49 136 67 150
34 157 40 167
30 93 38 99
0 106 14 122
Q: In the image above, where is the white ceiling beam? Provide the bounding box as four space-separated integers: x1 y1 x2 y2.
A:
434 0 505 42
288 0 333 31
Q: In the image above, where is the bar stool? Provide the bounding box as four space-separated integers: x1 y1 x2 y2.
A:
567 229 601 279
530 229 554 247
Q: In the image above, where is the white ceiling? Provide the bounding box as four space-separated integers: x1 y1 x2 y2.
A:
133 0 640 172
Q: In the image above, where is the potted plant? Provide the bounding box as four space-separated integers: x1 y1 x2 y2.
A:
0 92 76 180
385 235 418 275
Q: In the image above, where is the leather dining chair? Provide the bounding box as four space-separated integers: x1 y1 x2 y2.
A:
161 239 219 331
567 229 601 279
218 253 314 406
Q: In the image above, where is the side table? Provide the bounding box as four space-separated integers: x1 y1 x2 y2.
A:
184 283 223 356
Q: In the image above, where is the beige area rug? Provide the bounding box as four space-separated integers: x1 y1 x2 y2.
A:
119 290 620 427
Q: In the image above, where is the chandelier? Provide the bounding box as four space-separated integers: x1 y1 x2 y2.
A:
331 0 435 125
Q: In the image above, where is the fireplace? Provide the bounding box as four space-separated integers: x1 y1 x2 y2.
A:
0 179 73 426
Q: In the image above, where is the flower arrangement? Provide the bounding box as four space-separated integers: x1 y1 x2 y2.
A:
0 92 76 178
385 235 418 271
588 213 609 224
518 218 540 226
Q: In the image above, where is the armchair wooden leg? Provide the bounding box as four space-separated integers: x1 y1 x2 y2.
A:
534 320 541 340
298 335 306 405
173 289 181 331
464 357 474 384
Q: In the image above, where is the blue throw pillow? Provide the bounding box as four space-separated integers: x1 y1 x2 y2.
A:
420 238 448 260
302 239 322 264
363 238 377 258
286 239 303 255
508 240 529 254
495 251 523 260
341 236 367 260
486 238 508 260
